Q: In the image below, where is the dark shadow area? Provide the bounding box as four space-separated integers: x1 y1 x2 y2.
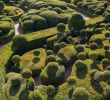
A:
32 58 40 64
9 86 20 96
19 88 30 100
91 61 100 70
76 67 88 79
91 79 103 94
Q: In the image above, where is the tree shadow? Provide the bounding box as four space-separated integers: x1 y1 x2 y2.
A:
91 79 103 94
76 67 88 79
19 88 30 100
9 85 20 96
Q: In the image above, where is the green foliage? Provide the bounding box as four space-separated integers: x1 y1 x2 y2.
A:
104 13 110 22
68 12 85 30
102 58 110 68
94 71 102 82
72 87 89 100
75 60 87 70
53 7 62 14
46 55 56 63
11 35 27 53
31 15 48 31
75 45 84 53
90 69 98 78
46 50 53 56
57 23 66 33
22 69 32 79
67 76 76 85
28 90 44 100
11 76 21 87
89 51 98 60
33 49 40 56
46 85 55 96
12 55 20 64
39 11 60 27
90 43 98 50
77 52 87 60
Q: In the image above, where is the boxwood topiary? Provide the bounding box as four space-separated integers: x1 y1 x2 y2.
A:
46 85 55 96
67 76 76 85
75 45 84 53
39 10 60 27
77 52 87 60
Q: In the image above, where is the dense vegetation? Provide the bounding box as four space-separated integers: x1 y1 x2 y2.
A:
1 0 110 100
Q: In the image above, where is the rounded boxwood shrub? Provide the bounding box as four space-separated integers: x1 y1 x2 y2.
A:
53 7 62 14
102 71 110 82
11 76 21 87
104 13 110 22
28 90 44 100
72 87 89 100
22 20 34 32
77 52 87 60
59 42 66 48
46 85 55 96
39 11 60 27
102 58 110 68
12 55 20 65
68 12 85 30
40 62 65 85
67 76 76 85
46 50 53 56
11 35 27 52
57 23 66 33
75 45 84 53
22 69 32 79
75 60 87 70
31 15 48 31
104 44 109 50
53 44 60 53
89 51 98 60
27 78 35 91
33 49 40 56
46 55 57 63
94 71 102 82
90 43 98 50
94 38 102 45
105 32 110 38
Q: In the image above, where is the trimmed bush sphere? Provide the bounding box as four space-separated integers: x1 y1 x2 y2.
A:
57 23 66 33
46 85 55 96
11 35 27 52
33 49 40 56
28 90 44 100
90 69 98 78
90 43 98 50
94 71 102 82
105 13 110 22
0 1 5 12
67 76 76 85
77 52 87 60
72 87 89 100
46 55 56 63
39 11 60 27
102 58 110 68
75 60 87 70
31 15 48 31
22 69 32 79
68 12 85 30
12 55 20 65
75 45 84 53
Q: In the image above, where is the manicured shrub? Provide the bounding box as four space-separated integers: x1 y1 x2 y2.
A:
102 58 110 68
94 71 102 82
28 90 44 100
105 32 110 38
67 76 76 85
73 40 80 46
90 69 98 78
22 69 32 79
59 42 66 48
77 52 87 60
103 87 110 100
46 55 56 63
39 11 60 27
53 44 60 53
46 62 58 75
68 12 85 30
72 87 89 100
11 35 27 52
75 60 87 70
57 23 66 33
75 45 84 53
58 52 68 63
90 43 98 50
31 15 48 31
27 78 35 91
33 49 40 56
67 36 73 44
53 7 62 14
94 38 102 45
11 76 21 87
46 85 55 96
12 55 20 65
22 20 34 32
102 71 110 82
89 51 98 60
105 13 110 22
46 50 53 56
0 1 5 12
